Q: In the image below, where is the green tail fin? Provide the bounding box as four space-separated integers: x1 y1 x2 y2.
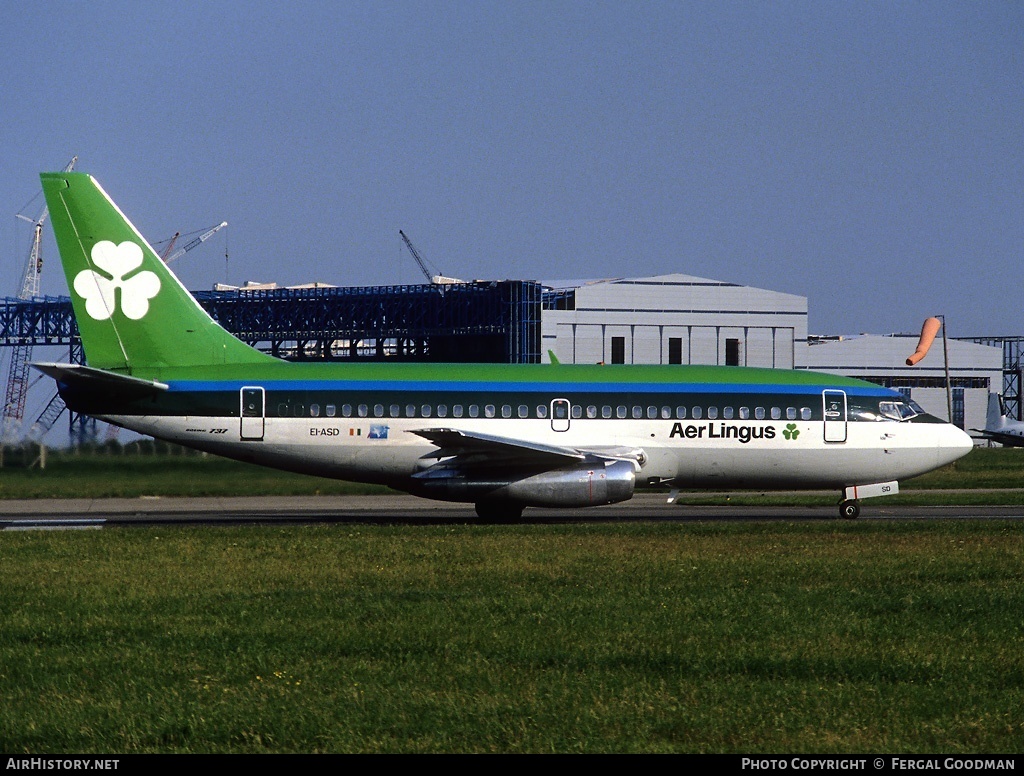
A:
41 172 272 372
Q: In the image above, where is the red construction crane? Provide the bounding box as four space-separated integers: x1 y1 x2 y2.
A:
2 156 77 442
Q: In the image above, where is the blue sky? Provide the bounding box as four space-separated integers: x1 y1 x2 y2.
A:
3 1 1021 339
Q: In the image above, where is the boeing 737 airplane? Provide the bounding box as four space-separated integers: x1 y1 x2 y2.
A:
34 172 973 519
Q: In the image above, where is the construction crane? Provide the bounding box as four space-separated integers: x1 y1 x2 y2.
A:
159 232 180 260
26 391 66 443
165 221 227 264
2 156 77 443
399 230 464 285
399 229 435 284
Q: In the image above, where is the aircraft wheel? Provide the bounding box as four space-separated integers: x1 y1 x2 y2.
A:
474 502 524 522
839 499 861 520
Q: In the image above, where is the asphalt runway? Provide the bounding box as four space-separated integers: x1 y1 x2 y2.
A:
2 491 1023 528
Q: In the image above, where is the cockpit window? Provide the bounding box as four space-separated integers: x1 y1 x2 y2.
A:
877 400 924 421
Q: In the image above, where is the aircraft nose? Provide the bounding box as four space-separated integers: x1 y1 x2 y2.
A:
937 424 974 466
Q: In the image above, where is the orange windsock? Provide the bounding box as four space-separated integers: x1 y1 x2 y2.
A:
906 317 941 365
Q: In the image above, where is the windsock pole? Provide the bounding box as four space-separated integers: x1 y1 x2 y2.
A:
941 315 952 423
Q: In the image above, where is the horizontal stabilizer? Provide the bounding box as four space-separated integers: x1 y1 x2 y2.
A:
31 362 168 399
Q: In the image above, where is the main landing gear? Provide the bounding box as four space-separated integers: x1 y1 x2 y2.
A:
839 499 861 519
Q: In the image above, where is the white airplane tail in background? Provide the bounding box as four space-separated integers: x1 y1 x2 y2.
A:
972 393 1024 447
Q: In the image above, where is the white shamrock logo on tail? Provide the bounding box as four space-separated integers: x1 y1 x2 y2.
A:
74 241 161 320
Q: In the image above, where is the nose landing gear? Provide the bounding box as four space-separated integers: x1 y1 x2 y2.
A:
839 499 861 519
839 481 898 520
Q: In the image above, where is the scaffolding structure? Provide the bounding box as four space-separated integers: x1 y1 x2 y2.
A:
0 280 543 441
961 336 1024 421
193 280 542 364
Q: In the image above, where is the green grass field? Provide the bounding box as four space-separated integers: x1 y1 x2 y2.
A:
0 445 391 500
1 520 1022 753
1 446 1022 753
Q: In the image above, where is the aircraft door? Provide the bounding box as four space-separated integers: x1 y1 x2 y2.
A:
823 390 847 443
551 398 571 432
240 386 265 441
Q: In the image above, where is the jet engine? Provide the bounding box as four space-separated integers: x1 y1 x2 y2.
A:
411 458 636 508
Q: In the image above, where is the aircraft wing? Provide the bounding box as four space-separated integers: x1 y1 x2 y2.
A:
971 428 1024 448
408 427 646 471
409 427 587 469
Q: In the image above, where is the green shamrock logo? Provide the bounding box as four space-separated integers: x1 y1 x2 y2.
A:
783 423 800 440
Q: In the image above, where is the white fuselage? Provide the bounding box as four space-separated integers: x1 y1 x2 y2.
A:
101 410 973 492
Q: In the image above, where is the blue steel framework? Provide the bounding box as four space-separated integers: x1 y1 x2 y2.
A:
964 337 1024 422
192 280 542 364
1 281 543 440
3 288 1021 437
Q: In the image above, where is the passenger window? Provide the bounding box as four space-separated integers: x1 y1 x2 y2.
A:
389 404 400 417
661 406 671 419
469 405 480 418
692 406 703 419
406 404 417 417
632 406 643 419
707 406 719 419
647 406 658 419
602 406 612 419
787 407 797 420
755 407 765 420
373 404 384 417
501 405 512 418
617 406 627 419
739 407 749 420
676 406 687 419
310 403 320 417
801 407 812 421
536 405 548 419
518 405 529 418
485 405 496 418
437 405 448 418
771 407 781 420
421 405 432 418
723 407 734 419
357 404 368 417
453 405 464 418
571 404 582 419
587 405 598 419
342 404 352 417
326 404 336 418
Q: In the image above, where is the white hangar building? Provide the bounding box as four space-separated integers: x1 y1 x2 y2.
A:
540 273 1002 436
541 274 807 369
